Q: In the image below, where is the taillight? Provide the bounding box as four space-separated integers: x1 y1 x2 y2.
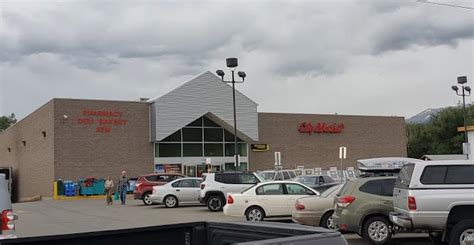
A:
200 184 205 190
1 210 15 231
295 202 305 211
408 196 417 211
227 195 234 204
337 195 356 208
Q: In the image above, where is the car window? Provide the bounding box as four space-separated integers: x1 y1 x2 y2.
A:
420 166 447 184
321 184 342 198
282 171 290 180
215 174 238 184
256 184 284 195
294 176 317 186
239 174 259 184
380 179 396 196
288 171 296 179
275 172 284 180
285 183 313 195
359 180 382 196
258 172 275 181
326 176 335 183
157 175 172 182
193 179 202 187
395 164 415 188
178 179 194 187
319 176 325 184
445 165 474 184
145 175 159 181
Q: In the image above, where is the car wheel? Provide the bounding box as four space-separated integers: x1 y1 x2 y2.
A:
321 211 338 230
207 195 224 212
164 195 178 208
362 216 392 244
142 192 153 205
449 219 474 245
246 206 265 222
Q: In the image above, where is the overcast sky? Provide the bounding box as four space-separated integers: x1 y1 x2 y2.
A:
1 0 473 120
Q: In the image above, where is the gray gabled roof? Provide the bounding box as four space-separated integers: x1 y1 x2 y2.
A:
150 71 259 142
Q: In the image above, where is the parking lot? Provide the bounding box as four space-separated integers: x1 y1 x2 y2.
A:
12 196 431 244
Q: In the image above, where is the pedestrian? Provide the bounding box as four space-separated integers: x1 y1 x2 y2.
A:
104 176 114 205
117 170 130 205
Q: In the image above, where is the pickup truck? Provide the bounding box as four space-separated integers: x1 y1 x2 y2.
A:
389 160 474 245
0 221 347 245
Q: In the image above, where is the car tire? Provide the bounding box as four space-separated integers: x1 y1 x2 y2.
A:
164 195 178 208
245 206 265 222
449 219 474 245
207 195 224 212
321 211 338 230
142 192 153 206
362 216 392 244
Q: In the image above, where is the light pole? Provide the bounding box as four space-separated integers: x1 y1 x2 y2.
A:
216 58 246 169
452 76 470 145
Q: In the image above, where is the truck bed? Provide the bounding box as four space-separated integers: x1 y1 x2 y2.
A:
0 221 347 245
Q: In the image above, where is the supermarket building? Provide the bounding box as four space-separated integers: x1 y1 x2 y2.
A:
0 71 407 200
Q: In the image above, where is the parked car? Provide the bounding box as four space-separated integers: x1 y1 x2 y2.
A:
292 184 342 229
390 160 474 245
293 175 339 192
223 181 319 221
199 171 263 212
134 173 185 205
257 170 296 181
0 174 17 239
150 177 203 208
332 176 397 244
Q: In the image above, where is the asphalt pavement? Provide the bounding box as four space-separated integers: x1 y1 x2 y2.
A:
12 196 431 244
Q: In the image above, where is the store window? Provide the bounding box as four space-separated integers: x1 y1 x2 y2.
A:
225 143 247 156
204 143 223 156
157 143 181 157
204 128 223 142
162 130 181 142
183 144 203 157
224 130 244 142
183 128 202 142
204 117 220 127
187 117 203 127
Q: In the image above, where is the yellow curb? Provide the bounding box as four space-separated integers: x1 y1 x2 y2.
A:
54 195 107 201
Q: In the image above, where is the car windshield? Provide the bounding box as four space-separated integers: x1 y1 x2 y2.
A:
258 172 275 181
294 176 317 186
320 184 342 198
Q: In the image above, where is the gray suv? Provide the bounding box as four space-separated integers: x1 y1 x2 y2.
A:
0 174 16 239
390 160 474 245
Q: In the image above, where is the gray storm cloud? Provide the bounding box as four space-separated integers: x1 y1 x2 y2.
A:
0 0 473 118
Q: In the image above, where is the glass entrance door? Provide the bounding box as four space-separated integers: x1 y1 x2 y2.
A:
185 165 197 177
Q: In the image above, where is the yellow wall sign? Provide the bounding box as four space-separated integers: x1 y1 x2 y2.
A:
251 144 270 152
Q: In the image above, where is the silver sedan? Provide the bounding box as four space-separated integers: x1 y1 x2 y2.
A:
150 177 203 208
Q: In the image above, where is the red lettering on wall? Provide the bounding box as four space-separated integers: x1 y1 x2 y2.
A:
79 109 126 133
298 122 344 134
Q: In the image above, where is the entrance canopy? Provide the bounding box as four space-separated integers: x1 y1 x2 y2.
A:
150 71 259 142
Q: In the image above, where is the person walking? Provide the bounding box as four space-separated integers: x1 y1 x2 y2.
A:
117 170 130 205
104 176 114 205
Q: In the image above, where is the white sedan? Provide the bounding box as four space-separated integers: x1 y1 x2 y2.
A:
150 177 203 208
223 181 319 221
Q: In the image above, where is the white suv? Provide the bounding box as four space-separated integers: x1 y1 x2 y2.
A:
199 172 263 212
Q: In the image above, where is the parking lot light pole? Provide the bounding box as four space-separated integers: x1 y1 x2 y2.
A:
452 76 470 144
216 58 246 169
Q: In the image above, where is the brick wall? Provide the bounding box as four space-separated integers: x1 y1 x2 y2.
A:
53 99 154 182
0 101 55 200
249 113 408 171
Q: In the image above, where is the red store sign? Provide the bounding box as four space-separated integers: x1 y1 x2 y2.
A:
298 122 345 134
77 110 127 133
